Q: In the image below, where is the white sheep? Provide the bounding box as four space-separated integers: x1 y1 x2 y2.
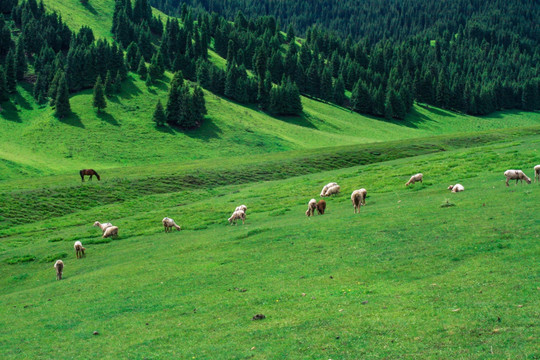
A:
93 221 113 233
504 170 531 187
54 260 64 280
74 241 86 259
235 205 247 214
534 165 540 182
162 217 181 232
228 210 245 225
320 182 337 197
324 184 340 196
306 199 317 217
102 226 119 238
448 184 465 193
351 188 367 213
405 173 423 186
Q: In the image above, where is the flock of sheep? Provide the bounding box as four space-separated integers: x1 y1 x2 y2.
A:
52 165 539 280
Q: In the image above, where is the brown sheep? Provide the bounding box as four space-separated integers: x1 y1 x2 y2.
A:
54 260 64 280
316 200 326 215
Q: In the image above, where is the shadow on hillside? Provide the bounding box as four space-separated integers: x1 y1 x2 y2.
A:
81 1 98 15
272 112 318 129
97 111 119 126
117 76 143 100
0 101 21 122
156 125 175 135
183 118 222 140
60 112 85 128
419 104 456 118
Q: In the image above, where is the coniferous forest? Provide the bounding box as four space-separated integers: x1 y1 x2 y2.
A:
1 0 539 126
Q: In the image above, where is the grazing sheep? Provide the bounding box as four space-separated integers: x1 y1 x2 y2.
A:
324 184 341 197
534 165 540 182
228 210 246 225
235 205 247 214
102 226 119 238
162 217 181 232
448 184 465 193
54 260 64 280
316 199 326 215
93 221 113 233
306 199 317 217
74 241 86 259
351 189 366 213
504 170 531 187
320 182 338 197
405 173 423 186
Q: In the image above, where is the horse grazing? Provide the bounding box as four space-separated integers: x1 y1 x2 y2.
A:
80 169 100 182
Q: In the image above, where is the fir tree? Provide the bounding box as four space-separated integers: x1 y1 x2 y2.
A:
191 85 206 127
15 38 27 81
92 76 107 113
54 73 71 118
137 58 147 78
114 71 122 93
166 71 184 125
333 75 346 106
0 66 8 102
351 80 371 113
48 70 62 106
5 50 16 93
152 99 166 127
286 23 295 43
145 73 153 87
104 70 113 96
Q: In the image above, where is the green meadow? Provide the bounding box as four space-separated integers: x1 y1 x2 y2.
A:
0 0 539 358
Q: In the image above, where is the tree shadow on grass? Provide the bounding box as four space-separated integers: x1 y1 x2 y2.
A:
0 101 22 122
13 91 33 110
59 112 85 128
182 118 222 141
82 1 98 15
97 111 119 126
418 104 456 118
116 76 143 100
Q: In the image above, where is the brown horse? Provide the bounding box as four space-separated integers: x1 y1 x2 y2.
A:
80 169 100 182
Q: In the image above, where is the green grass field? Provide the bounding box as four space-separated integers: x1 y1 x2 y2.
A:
0 134 539 359
1 0 539 358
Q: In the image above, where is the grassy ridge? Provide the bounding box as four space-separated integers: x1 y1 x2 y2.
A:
1 126 538 229
0 137 538 358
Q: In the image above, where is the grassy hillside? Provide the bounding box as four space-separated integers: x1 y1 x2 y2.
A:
2 73 539 181
0 135 538 358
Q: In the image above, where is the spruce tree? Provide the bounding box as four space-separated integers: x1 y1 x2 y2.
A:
137 58 147 78
15 38 27 81
152 99 166 127
145 73 153 87
333 75 346 106
166 71 184 125
320 67 333 101
351 80 371 113
54 73 71 118
92 76 107 113
306 60 320 98
48 70 62 106
0 66 8 102
191 85 206 127
286 23 295 43
5 50 16 93
114 71 122 93
104 70 113 96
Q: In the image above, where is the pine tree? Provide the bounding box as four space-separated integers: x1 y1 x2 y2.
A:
152 99 166 127
5 50 16 93
137 58 147 78
104 70 113 96
145 73 153 87
258 70 272 110
351 80 371 113
285 78 302 115
333 75 346 106
384 90 394 120
15 38 27 81
92 76 107 113
307 60 320 98
126 42 141 70
54 73 71 118
320 67 333 101
191 85 206 127
48 70 62 106
114 71 122 93
166 71 184 125
286 23 295 43
0 66 8 102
